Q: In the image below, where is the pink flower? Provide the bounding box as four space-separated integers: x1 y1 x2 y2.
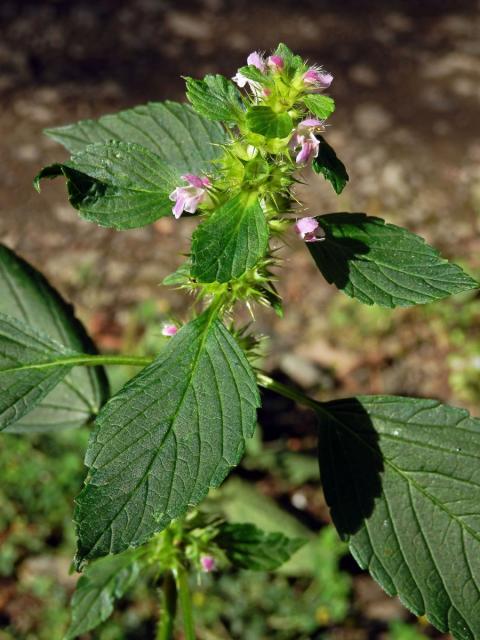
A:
200 555 216 573
268 55 284 71
294 217 322 243
169 174 210 219
162 324 178 337
303 67 333 91
290 118 324 165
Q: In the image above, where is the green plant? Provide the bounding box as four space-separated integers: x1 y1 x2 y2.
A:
1 44 480 639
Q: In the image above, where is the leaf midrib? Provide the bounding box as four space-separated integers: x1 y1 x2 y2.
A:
81 311 219 559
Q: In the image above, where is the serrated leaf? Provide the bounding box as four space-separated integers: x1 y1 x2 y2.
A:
44 101 227 175
0 245 108 432
215 522 305 570
302 94 335 120
74 311 260 563
35 141 179 229
246 106 293 139
312 135 349 194
186 74 244 123
317 396 480 639
307 213 478 307
191 193 269 283
66 550 140 639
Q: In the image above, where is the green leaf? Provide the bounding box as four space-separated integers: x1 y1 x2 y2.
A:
191 193 269 283
246 106 293 139
236 65 269 85
0 245 108 432
186 74 244 123
66 550 140 639
317 395 480 640
215 522 305 570
74 311 260 563
302 94 335 120
307 213 478 307
213 477 315 576
35 141 179 229
0 314 74 431
44 100 227 175
273 43 305 77
312 135 349 194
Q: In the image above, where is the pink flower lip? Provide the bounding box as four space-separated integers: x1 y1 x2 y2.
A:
162 324 178 337
294 217 322 243
247 51 267 72
292 134 320 165
200 555 216 572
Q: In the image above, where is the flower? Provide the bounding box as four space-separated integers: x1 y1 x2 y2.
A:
162 324 178 337
200 555 216 573
169 174 210 219
303 67 333 91
290 118 324 165
267 55 284 71
294 217 322 243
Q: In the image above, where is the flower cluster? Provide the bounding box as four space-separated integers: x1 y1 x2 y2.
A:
170 45 334 264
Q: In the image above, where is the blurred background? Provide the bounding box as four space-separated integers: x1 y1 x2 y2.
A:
1 1 480 638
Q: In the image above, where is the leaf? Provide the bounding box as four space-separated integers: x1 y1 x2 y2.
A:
35 141 179 229
66 550 140 639
191 193 269 283
74 311 260 564
312 135 349 194
307 213 478 307
215 522 305 571
302 94 336 120
246 106 293 139
317 395 480 639
236 65 269 85
186 74 244 123
213 477 315 577
44 101 227 176
0 245 108 432
273 43 304 77
0 314 74 431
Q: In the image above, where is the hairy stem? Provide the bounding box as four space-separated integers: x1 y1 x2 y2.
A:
157 571 177 640
0 354 153 373
175 566 196 640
